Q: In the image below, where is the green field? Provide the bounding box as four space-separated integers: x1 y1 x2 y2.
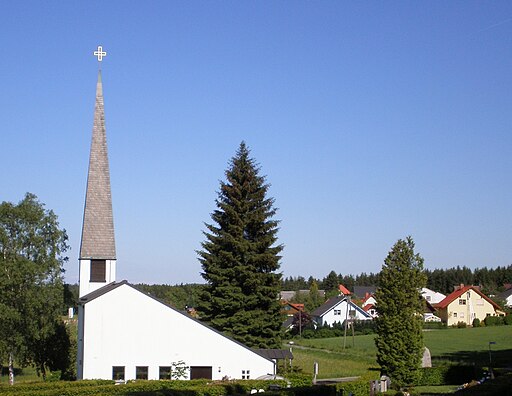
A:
287 326 512 379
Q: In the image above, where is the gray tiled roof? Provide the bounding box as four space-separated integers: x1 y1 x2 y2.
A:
80 70 116 259
311 295 346 317
353 286 377 298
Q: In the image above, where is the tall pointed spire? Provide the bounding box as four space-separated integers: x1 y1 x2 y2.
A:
80 70 116 260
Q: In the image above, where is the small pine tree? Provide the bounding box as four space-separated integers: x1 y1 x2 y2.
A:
198 142 283 348
375 236 427 388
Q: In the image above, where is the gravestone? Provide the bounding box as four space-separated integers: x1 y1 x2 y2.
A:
422 347 432 368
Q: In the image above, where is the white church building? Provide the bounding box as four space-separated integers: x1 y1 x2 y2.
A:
77 49 275 381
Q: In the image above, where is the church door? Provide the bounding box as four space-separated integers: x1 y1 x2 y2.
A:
190 366 212 380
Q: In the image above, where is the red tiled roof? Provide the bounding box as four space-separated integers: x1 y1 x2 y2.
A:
338 284 351 295
435 285 501 310
362 303 375 312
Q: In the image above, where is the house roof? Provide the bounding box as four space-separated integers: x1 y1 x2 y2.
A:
338 284 351 295
435 285 501 310
362 303 375 312
79 281 275 365
282 316 294 329
255 349 293 360
80 70 116 260
353 286 377 298
497 288 512 300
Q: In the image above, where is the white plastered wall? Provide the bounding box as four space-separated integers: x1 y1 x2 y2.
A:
80 285 274 380
79 259 116 298
321 300 371 327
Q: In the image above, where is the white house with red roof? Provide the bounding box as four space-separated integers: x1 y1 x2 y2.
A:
434 284 503 326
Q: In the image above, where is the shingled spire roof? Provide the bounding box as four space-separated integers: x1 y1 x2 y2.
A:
80 70 116 259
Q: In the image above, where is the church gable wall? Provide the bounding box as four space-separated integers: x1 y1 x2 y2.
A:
82 284 274 380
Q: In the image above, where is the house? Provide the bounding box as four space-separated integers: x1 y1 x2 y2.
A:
434 285 503 327
279 289 325 301
353 286 377 299
421 288 446 304
77 64 275 381
280 302 304 316
338 284 351 296
422 300 441 322
497 287 512 308
360 292 378 318
311 296 372 327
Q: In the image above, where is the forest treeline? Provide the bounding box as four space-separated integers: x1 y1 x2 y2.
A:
64 264 512 312
281 264 512 295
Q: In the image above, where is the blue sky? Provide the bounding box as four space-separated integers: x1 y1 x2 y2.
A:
2 2 511 285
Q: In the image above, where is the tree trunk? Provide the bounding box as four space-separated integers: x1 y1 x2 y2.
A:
40 363 46 381
8 352 14 385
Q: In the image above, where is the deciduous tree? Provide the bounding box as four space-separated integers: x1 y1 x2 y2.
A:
198 142 283 348
0 193 69 383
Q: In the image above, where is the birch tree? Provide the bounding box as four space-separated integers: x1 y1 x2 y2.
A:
0 193 68 384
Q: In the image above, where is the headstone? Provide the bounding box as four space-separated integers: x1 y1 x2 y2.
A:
422 347 432 368
380 375 390 392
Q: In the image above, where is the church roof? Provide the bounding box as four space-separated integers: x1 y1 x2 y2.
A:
80 70 116 259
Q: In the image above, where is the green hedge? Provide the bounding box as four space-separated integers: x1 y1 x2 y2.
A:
416 365 482 386
335 379 369 396
0 379 289 396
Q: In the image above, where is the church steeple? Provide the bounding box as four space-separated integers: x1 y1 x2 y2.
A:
79 52 116 297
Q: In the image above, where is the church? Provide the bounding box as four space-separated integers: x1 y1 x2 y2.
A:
76 47 275 381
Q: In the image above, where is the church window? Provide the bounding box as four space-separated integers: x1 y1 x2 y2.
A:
159 366 172 380
90 260 106 282
242 369 250 379
112 366 125 380
136 366 148 380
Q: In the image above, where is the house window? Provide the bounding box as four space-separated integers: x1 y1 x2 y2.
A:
136 366 148 380
477 299 484 306
242 370 250 380
159 366 171 380
453 313 457 318
112 366 125 380
349 310 356 318
334 310 341 315
459 299 466 305
90 259 106 282
425 296 431 301
459 312 464 318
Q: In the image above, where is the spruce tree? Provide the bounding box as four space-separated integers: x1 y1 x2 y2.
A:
198 142 283 348
375 236 427 388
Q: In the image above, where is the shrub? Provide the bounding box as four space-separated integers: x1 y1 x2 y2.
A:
423 321 446 330
336 378 370 396
504 315 512 325
472 318 481 327
415 365 482 386
484 316 504 326
457 321 467 328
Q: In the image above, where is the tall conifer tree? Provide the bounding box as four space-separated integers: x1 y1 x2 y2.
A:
375 236 427 388
198 142 283 348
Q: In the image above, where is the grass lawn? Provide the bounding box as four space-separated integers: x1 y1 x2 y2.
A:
286 326 512 379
